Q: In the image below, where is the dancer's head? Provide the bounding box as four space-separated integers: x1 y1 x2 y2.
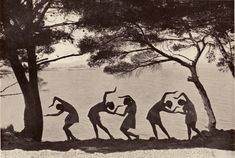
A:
56 104 64 110
106 101 115 110
178 99 186 106
164 100 173 108
123 97 131 106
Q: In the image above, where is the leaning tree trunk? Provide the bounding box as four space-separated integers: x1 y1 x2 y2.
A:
188 66 216 131
227 61 234 78
9 51 43 141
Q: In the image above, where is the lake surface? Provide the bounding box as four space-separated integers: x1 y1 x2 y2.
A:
1 63 234 141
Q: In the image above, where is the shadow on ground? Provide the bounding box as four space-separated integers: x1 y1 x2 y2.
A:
1 128 234 153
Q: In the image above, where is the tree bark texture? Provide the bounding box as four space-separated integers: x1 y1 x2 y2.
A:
9 50 43 141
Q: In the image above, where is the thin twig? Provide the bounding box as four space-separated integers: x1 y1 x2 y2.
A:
0 82 18 93
42 21 81 29
37 53 83 66
0 93 22 97
123 59 172 74
123 48 152 54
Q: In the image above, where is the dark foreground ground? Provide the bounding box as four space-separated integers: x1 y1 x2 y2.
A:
1 127 234 154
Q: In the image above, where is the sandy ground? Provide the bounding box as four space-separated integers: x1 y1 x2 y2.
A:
1 128 235 158
1 148 235 158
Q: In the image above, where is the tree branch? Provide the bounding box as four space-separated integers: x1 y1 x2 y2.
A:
155 37 192 42
133 24 191 68
122 48 152 55
36 58 48 63
34 0 53 24
164 42 194 62
215 36 233 64
0 82 18 93
0 93 22 97
189 32 200 52
134 23 145 38
144 40 191 68
101 34 123 46
42 21 81 29
138 55 162 64
139 59 172 68
227 39 233 56
37 53 83 66
172 54 194 62
115 48 153 60
124 59 172 74
188 32 205 65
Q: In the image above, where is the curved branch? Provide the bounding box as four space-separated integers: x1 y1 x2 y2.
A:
144 40 191 68
0 82 18 93
133 24 191 68
194 41 208 65
134 23 145 38
172 54 194 62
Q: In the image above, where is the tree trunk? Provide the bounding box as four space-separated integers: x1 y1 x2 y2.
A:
227 61 234 78
3 0 43 141
9 51 43 141
27 45 43 141
188 66 216 131
21 0 43 141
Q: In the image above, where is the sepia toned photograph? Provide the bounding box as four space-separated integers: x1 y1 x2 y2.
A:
0 0 234 157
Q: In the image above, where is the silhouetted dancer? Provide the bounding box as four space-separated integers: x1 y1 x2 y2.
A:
146 91 178 140
88 87 117 139
45 96 79 141
174 92 203 140
115 95 139 140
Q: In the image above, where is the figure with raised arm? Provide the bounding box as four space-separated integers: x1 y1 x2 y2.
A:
44 96 79 141
174 92 203 140
146 91 178 140
88 87 117 139
115 95 139 140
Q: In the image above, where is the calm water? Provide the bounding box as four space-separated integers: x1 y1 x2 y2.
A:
1 63 234 141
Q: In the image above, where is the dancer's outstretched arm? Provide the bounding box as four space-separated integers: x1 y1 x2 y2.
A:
161 91 178 102
175 107 187 115
49 96 71 108
163 106 180 113
118 95 135 103
175 111 186 115
174 92 188 100
103 87 117 103
115 106 128 117
106 105 124 114
44 110 64 117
